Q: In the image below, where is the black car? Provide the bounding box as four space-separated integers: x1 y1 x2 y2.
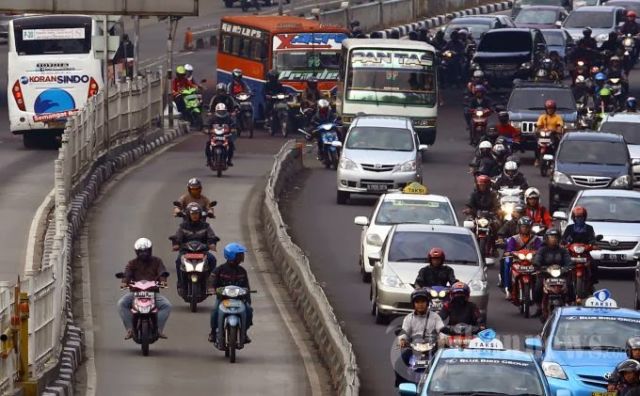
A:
507 81 578 151
472 28 547 87
549 131 633 211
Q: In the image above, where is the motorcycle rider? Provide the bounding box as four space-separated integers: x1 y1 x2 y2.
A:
441 282 484 327
497 204 525 243
494 111 521 150
532 229 573 318
174 178 215 218
208 83 237 120
627 337 640 360
118 238 172 340
171 203 218 293
443 30 467 86
414 247 457 288
264 70 287 125
577 27 598 51
470 141 501 177
502 217 543 294
607 359 640 395
620 10 640 36
493 160 529 190
430 29 446 51
301 76 322 111
535 99 564 166
524 187 553 230
626 97 638 112
574 75 593 108
548 51 565 80
561 206 599 284
172 65 197 117
395 288 445 387
605 55 627 79
227 68 251 96
601 31 622 54
464 85 492 131
206 103 236 167
598 87 617 113
208 242 254 344
309 98 340 161
464 175 500 217
492 143 509 168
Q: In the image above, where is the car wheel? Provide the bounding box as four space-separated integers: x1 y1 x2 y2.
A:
360 256 371 282
374 303 388 325
370 284 376 316
336 190 349 205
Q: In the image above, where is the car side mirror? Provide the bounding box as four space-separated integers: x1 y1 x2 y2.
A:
525 337 543 351
354 216 369 226
398 383 418 396
463 220 475 229
368 251 381 263
485 257 496 266
331 141 343 148
596 234 604 241
115 272 124 279
553 211 567 221
418 144 429 151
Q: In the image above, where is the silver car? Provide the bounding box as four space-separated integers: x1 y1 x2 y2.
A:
599 112 640 187
562 6 626 44
554 189 640 270
335 116 428 204
369 224 489 324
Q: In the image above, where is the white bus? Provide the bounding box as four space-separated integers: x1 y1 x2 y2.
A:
336 39 438 145
7 15 103 147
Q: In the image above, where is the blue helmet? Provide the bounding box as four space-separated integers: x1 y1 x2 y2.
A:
224 242 247 261
595 72 606 81
627 96 637 109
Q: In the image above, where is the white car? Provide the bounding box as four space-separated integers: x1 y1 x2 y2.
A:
354 184 458 282
599 112 640 187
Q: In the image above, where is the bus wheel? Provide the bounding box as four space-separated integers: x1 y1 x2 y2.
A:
23 134 38 149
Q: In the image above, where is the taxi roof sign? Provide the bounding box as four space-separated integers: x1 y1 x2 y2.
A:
468 329 504 350
584 289 618 309
402 182 428 195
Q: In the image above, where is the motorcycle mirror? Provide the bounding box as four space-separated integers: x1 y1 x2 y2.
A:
596 234 604 241
176 212 185 218
115 272 124 279
161 272 170 278
210 201 218 207
173 201 181 207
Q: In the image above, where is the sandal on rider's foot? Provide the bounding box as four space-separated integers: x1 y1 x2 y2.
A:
124 330 134 340
208 332 215 343
158 332 168 339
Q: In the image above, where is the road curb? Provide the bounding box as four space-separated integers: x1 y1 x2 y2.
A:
260 141 359 395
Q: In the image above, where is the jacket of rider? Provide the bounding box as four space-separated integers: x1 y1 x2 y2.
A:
208 94 236 113
172 77 196 97
173 220 218 247
525 205 552 228
398 310 445 343
414 265 457 288
620 21 640 35
211 262 251 304
123 256 168 285
178 194 212 212
533 246 572 268
561 223 597 245
466 189 500 214
493 172 529 190
506 234 542 252
441 299 483 326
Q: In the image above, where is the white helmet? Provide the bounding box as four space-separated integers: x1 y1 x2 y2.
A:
134 238 152 251
504 160 518 178
184 64 194 72
524 187 540 199
575 75 586 84
479 141 492 150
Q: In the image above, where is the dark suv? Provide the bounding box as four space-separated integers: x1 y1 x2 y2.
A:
549 132 632 211
472 28 547 87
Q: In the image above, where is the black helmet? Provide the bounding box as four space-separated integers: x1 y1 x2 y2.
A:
615 359 640 373
583 27 592 37
518 216 533 227
627 337 640 358
411 288 431 304
498 111 509 122
267 70 279 82
545 228 561 239
450 30 459 40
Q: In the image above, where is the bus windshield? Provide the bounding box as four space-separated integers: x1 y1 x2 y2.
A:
346 48 436 107
13 16 92 55
272 32 346 80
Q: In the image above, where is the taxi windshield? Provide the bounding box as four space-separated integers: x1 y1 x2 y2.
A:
552 316 640 350
375 199 455 226
388 232 479 264
428 357 545 395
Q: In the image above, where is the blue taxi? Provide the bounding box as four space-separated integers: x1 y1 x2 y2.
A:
525 289 640 396
400 330 558 396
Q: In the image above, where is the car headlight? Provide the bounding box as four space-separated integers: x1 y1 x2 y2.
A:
612 175 630 187
366 233 383 247
510 121 521 129
564 122 576 130
542 362 567 380
553 171 572 185
339 157 357 170
468 279 487 292
395 160 416 172
380 273 403 288
596 34 608 43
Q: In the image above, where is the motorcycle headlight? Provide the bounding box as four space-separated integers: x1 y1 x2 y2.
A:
542 362 567 380
380 273 403 288
366 233 383 247
339 157 357 170
468 279 486 292
518 253 526 260
612 175 630 187
195 262 205 272
596 34 608 43
477 218 490 227
396 160 416 172
577 60 585 67
549 268 562 277
475 110 484 117
623 38 634 47
553 171 572 185
520 62 532 69
573 245 585 254
526 252 533 261
438 290 447 298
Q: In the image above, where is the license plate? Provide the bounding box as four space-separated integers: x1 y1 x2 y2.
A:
366 184 388 192
47 121 65 129
592 392 617 396
538 138 551 144
604 254 626 261
416 360 427 365
571 257 587 263
134 291 154 298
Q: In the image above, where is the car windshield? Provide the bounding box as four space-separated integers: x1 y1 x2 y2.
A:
508 88 576 111
388 231 479 264
444 21 492 39
541 30 565 46
519 0 564 5
346 49 436 107
599 121 640 145
608 1 640 14
552 316 640 350
428 358 545 396
564 11 613 28
478 31 532 52
375 199 456 226
516 9 559 24
557 140 628 165
345 127 414 151
575 195 640 222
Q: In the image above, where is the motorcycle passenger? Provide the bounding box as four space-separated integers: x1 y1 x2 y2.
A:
227 68 251 96
535 99 564 166
494 111 521 150
208 83 237 119
620 10 640 36
208 242 254 344
206 103 235 167
174 178 215 218
626 97 638 112
524 187 553 229
184 63 201 89
430 30 446 51
494 160 529 190
172 65 197 117
414 247 457 288
265 70 287 123
464 175 500 217
467 70 488 96
562 206 599 284
574 75 593 107
441 282 484 327
171 203 218 293
309 99 340 161
532 229 573 317
607 359 640 395
118 238 172 340
548 51 565 79
501 217 543 292
395 288 445 387
605 56 626 79
464 85 492 131
470 141 501 177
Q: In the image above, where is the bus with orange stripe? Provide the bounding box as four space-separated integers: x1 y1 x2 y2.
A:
217 15 348 122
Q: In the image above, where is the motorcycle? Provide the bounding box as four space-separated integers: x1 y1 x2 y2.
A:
541 264 574 322
180 87 204 130
571 59 590 84
267 93 291 137
607 77 626 110
439 50 459 88
300 123 341 169
213 285 254 363
537 130 555 177
176 240 215 312
507 249 536 318
209 124 231 177
115 272 169 356
496 187 523 222
621 33 637 72
235 92 254 138
464 210 495 259
567 239 600 300
426 286 450 315
393 329 438 389
469 107 491 146
443 323 481 348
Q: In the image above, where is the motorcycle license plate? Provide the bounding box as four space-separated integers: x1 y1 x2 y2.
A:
592 393 616 396
603 254 626 262
416 360 427 366
571 257 587 263
538 138 551 144
134 291 154 298
367 184 388 192
214 136 226 141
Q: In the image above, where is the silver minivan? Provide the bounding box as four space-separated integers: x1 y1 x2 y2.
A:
335 116 427 204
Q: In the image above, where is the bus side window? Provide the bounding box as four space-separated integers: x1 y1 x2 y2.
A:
231 36 243 56
221 34 232 53
250 40 264 61
241 38 252 58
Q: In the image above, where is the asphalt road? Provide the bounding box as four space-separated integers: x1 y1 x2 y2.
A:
282 73 640 395
86 134 316 395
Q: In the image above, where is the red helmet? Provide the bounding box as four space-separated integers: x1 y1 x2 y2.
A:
428 247 445 262
476 175 491 185
628 10 637 18
545 99 556 109
571 206 588 220
450 282 470 299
